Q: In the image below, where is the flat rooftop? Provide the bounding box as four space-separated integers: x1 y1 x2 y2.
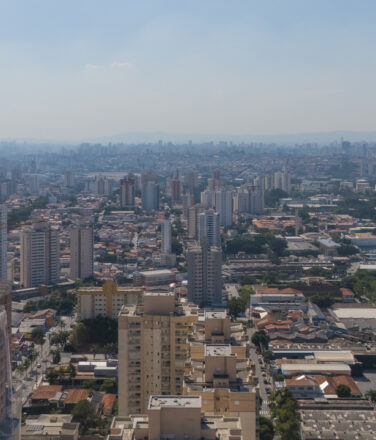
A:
333 308 376 319
205 344 232 357
204 310 227 319
148 395 201 410
136 269 174 277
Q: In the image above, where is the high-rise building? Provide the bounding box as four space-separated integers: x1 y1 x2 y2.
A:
0 306 14 438
26 174 39 194
77 280 143 320
161 220 172 254
118 293 198 415
200 189 215 209
170 179 181 203
120 176 135 208
187 244 222 305
70 224 93 281
198 209 220 247
274 168 291 194
215 190 233 227
0 206 7 282
188 204 204 239
142 182 159 211
20 222 59 288
181 193 193 219
184 310 257 440
110 395 243 440
63 170 74 188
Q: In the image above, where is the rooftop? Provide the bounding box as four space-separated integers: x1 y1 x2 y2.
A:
205 344 232 357
148 395 202 410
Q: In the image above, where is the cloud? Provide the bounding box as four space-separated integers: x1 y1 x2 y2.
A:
111 61 131 69
84 63 99 71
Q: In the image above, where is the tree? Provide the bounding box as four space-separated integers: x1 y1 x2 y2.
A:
227 297 244 319
72 400 96 433
336 384 351 397
262 350 274 364
251 331 269 350
366 390 376 402
31 327 45 344
50 349 61 364
267 235 287 256
90 344 102 355
260 416 274 440
101 378 118 394
46 369 59 385
69 322 89 351
50 331 70 350
171 238 183 255
264 189 288 208
269 388 300 440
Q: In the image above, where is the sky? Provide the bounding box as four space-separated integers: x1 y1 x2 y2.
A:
0 0 376 142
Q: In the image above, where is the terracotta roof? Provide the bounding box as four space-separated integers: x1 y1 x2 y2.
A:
32 385 62 400
340 288 355 297
64 388 89 405
315 375 361 396
102 393 116 410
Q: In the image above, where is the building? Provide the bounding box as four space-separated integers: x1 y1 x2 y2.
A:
70 224 93 280
0 306 18 440
77 280 143 320
187 244 222 306
188 204 204 239
215 190 233 227
0 206 7 282
142 182 159 211
63 170 74 188
161 220 172 254
251 286 307 312
0 283 11 339
170 178 181 203
118 293 198 415
109 396 243 440
20 222 59 288
183 310 257 440
133 269 176 287
120 176 135 209
21 414 79 440
198 209 220 247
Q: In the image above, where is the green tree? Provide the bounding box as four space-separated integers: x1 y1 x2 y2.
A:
251 331 269 350
366 390 376 402
262 350 274 364
46 369 59 385
269 388 300 440
227 297 244 319
336 384 351 397
50 349 61 364
31 327 45 344
171 238 183 255
50 331 70 350
72 400 96 433
259 416 274 440
69 322 89 351
100 378 118 394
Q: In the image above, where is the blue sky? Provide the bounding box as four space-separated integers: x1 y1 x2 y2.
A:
0 0 375 141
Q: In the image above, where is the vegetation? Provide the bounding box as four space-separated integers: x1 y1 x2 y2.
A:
23 291 76 315
269 388 300 440
225 234 266 255
251 330 269 350
259 416 275 440
336 384 351 397
49 330 70 350
46 364 76 385
101 378 118 394
227 285 254 318
262 350 275 364
69 316 118 352
69 322 89 351
31 327 45 344
366 390 376 402
264 189 289 208
310 295 337 308
8 196 49 229
72 400 100 434
343 270 376 302
171 237 183 255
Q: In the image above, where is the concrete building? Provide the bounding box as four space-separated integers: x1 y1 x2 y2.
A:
20 222 59 288
198 209 220 247
188 204 204 239
187 244 222 306
77 280 143 320
118 293 198 415
142 182 159 211
70 224 93 280
215 190 233 227
21 414 79 440
184 310 256 440
63 170 74 188
161 220 172 254
133 269 176 287
0 206 6 282
109 395 243 440
170 178 181 203
120 176 135 209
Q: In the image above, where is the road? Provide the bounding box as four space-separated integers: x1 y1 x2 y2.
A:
247 325 271 418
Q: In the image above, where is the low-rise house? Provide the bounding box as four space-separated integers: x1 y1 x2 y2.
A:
21 414 79 440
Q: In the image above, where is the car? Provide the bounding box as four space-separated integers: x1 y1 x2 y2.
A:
264 379 268 384
37 363 41 368
266 388 271 394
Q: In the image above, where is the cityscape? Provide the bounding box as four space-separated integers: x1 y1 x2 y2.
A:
1 1 376 440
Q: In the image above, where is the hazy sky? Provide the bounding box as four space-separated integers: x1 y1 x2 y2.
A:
1 0 376 141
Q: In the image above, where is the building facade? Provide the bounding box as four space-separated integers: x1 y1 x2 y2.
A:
70 224 93 280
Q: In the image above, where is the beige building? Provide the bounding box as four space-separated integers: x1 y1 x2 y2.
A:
184 310 257 440
70 224 93 280
21 414 79 440
108 395 243 440
77 280 143 320
118 293 198 415
20 221 59 288
0 307 11 431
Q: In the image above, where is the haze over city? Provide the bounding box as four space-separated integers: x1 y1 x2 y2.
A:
1 0 376 142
